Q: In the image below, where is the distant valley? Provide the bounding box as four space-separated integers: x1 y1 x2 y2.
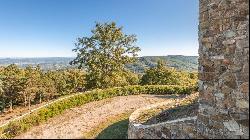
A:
0 55 198 72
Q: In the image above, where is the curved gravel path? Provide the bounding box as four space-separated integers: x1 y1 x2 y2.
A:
15 94 186 139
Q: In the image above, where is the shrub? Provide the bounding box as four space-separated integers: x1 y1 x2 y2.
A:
140 60 198 87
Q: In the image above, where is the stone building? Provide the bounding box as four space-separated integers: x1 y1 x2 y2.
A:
128 0 249 139
198 0 249 138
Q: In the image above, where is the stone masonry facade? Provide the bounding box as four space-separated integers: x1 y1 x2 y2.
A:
128 0 249 139
198 0 249 138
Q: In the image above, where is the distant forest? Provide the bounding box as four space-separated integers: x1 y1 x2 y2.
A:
0 55 198 73
127 55 198 73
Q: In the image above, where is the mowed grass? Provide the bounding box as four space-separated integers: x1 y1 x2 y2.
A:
83 112 132 139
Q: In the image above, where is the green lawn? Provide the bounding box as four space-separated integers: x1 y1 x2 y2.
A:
83 112 131 139
96 118 129 139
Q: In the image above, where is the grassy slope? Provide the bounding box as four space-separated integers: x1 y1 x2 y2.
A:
83 112 132 139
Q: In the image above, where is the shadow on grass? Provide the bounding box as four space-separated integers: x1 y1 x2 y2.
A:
142 101 199 125
96 119 129 139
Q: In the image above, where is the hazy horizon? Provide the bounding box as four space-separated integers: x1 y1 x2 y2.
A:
0 54 199 59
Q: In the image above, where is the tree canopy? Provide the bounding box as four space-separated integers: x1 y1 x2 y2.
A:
140 60 197 86
0 65 86 112
70 22 141 89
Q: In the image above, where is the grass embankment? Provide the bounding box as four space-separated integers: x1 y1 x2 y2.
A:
0 85 197 138
135 92 199 125
83 112 132 139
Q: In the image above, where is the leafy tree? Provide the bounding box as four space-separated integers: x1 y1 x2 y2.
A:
23 65 41 110
0 64 87 112
0 78 4 112
140 60 198 86
123 70 140 85
1 64 24 111
36 72 57 103
0 79 3 95
71 22 141 89
140 60 179 85
176 71 198 86
64 69 86 92
45 70 67 96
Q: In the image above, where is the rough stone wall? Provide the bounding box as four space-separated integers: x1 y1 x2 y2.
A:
128 116 197 139
127 93 199 139
198 0 249 139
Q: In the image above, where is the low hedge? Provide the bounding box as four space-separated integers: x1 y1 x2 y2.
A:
0 85 197 138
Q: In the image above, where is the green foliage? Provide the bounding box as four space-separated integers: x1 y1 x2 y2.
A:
22 65 42 108
0 60 197 113
126 55 198 73
0 78 4 112
175 71 198 87
140 60 198 87
0 85 196 138
0 64 86 112
0 64 25 111
46 69 86 96
70 22 141 89
123 70 140 85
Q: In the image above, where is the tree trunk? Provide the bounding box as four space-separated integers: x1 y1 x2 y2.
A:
1 100 5 113
28 97 31 112
9 100 12 112
24 95 27 107
39 93 42 104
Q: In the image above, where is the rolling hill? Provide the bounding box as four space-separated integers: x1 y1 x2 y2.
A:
0 55 198 72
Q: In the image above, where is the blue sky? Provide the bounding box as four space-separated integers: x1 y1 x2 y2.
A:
0 0 199 57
